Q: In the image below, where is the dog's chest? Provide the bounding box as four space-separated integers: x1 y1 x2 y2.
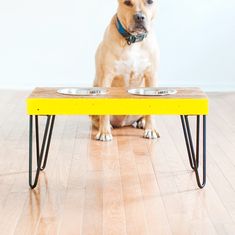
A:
114 46 151 77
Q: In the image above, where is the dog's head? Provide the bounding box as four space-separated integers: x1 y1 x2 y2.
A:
117 0 157 35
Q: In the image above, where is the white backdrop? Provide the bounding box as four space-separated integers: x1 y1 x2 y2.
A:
0 0 234 91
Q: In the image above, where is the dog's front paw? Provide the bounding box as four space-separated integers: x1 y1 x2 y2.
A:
144 129 160 139
96 132 113 142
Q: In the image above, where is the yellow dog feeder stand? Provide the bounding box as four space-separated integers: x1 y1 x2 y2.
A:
27 87 209 189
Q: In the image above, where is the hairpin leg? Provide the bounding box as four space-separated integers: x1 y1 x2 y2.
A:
180 115 206 188
29 115 55 189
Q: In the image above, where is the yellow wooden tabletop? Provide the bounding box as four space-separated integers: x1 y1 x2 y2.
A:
27 87 209 115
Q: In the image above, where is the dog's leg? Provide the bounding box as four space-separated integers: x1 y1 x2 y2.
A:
143 72 160 139
91 115 100 129
96 116 113 141
95 75 113 142
144 116 160 139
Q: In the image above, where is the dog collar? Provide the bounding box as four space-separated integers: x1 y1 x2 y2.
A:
116 16 147 45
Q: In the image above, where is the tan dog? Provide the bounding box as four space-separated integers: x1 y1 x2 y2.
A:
93 0 160 141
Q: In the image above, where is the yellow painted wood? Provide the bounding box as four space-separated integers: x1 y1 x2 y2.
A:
27 98 209 115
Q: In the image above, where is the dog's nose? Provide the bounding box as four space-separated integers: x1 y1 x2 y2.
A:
133 12 145 23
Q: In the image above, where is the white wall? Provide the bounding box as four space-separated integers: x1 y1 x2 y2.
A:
0 0 234 91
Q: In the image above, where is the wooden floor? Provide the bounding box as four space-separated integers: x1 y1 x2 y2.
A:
0 90 235 235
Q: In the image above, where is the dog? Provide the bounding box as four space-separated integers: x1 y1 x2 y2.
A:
92 0 160 141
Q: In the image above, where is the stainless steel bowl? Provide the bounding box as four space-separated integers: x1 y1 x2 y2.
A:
128 88 177 96
57 88 108 96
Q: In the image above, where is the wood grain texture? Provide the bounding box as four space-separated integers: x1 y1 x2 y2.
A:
0 90 235 235
28 87 208 99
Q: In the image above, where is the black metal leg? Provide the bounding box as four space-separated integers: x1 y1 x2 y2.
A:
180 115 206 188
180 116 197 170
35 116 40 165
29 115 55 189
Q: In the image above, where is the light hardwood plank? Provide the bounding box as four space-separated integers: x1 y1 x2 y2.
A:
118 128 149 235
58 117 91 235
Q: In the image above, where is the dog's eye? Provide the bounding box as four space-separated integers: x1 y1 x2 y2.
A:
147 0 154 4
124 0 133 7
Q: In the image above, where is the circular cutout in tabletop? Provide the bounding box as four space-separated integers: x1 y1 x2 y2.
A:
57 88 108 96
